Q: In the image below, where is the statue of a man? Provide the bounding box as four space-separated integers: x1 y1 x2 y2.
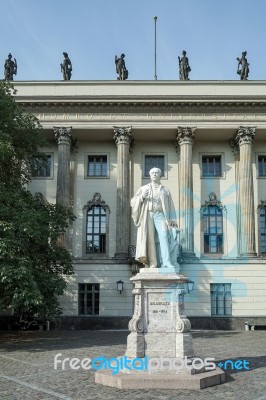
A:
60 52 72 80
115 53 128 80
178 50 191 80
236 51 249 80
131 168 180 270
4 53 17 81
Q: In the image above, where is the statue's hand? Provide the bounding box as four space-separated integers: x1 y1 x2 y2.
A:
142 188 149 200
169 220 178 228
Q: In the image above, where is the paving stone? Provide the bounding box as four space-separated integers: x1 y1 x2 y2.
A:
0 330 265 400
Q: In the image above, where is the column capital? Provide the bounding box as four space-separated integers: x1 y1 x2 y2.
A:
235 126 256 146
54 126 73 145
113 126 133 147
176 126 196 146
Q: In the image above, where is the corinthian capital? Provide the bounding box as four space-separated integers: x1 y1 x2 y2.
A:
113 126 133 147
235 126 256 146
176 126 196 146
54 126 73 145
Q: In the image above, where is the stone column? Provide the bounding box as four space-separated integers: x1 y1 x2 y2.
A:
176 127 196 257
113 126 133 258
234 126 256 257
54 126 75 208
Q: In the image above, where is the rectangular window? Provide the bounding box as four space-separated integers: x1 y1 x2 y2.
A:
258 156 266 177
211 283 232 316
259 206 266 253
202 156 222 177
87 155 107 177
31 155 52 178
145 155 165 177
78 283 100 315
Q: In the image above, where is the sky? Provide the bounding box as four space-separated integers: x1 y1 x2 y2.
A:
1 0 266 81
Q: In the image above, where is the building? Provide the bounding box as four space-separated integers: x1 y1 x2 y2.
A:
12 80 266 329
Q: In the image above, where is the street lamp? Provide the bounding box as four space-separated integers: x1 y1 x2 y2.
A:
186 280 194 294
116 280 124 294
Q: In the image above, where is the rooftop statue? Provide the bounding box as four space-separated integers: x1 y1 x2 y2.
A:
115 53 128 80
131 168 180 272
60 52 72 80
178 50 191 80
4 53 17 81
237 51 249 80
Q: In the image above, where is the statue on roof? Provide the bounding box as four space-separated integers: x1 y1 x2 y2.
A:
60 52 72 80
178 50 191 80
4 53 17 81
237 51 249 80
115 53 128 80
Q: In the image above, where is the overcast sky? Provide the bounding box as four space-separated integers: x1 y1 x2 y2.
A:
1 0 266 81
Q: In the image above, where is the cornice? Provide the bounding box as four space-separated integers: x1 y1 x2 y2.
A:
17 100 266 115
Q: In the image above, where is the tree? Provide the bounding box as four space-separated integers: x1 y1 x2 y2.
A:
0 81 74 317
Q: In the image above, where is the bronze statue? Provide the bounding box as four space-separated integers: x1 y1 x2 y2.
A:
115 54 128 80
237 51 249 80
4 53 17 80
60 52 72 80
178 50 191 80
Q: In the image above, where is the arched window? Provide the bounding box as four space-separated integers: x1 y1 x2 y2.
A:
84 193 110 255
258 201 266 253
201 193 224 254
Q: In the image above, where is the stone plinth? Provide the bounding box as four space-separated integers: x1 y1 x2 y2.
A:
95 268 225 389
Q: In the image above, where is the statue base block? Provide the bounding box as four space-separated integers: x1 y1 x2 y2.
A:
95 269 225 390
95 368 225 390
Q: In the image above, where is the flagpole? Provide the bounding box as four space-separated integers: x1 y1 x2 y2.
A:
154 16 157 80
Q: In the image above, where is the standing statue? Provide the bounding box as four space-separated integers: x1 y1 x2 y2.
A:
4 53 17 81
60 52 72 80
131 168 180 270
178 50 191 80
115 53 128 80
237 51 249 80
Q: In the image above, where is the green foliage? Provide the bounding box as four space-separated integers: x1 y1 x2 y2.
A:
0 81 74 317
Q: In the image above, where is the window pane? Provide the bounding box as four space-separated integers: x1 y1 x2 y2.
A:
145 155 164 177
87 155 107 176
202 156 221 177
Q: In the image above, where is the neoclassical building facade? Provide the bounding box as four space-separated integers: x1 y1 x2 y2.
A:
12 80 266 329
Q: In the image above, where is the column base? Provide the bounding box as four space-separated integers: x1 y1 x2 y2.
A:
240 252 257 258
114 252 128 259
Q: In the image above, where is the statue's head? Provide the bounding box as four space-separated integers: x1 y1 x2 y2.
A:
63 52 68 57
8 53 12 59
121 54 125 58
149 167 162 182
242 51 247 57
182 50 186 56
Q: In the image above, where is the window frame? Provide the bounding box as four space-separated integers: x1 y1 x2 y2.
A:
31 153 54 179
84 153 110 179
210 283 232 316
142 153 167 179
78 283 100 316
258 204 266 254
83 193 110 258
86 205 107 255
200 153 225 179
257 154 266 178
203 205 224 254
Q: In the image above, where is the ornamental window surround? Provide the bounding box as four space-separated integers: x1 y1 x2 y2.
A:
83 193 110 257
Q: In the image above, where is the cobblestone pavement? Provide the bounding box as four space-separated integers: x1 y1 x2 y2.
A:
0 330 266 400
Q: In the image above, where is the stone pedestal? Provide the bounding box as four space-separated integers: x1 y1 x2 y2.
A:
95 269 225 389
